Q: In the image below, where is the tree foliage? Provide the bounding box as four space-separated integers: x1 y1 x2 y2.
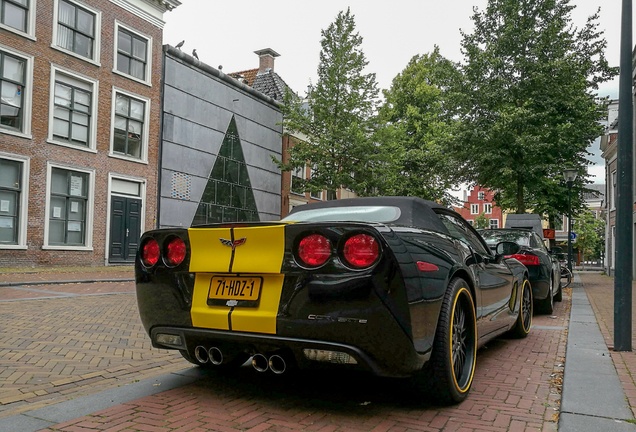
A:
455 0 617 216
275 8 380 196
573 210 605 261
374 47 464 203
474 212 490 229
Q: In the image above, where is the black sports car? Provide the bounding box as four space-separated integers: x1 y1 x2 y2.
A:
479 228 562 314
135 197 531 403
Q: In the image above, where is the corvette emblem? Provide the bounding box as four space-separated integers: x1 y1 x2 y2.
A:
220 237 247 251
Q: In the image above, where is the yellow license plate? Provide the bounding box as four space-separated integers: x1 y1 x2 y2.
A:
207 276 262 307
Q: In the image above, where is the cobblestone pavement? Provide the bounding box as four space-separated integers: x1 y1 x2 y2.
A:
579 272 636 418
3 284 571 432
0 282 190 419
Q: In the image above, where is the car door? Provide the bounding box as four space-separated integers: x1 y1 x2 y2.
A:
436 211 515 337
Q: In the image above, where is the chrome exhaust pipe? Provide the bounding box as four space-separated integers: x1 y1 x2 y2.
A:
209 347 223 365
252 353 269 372
268 354 286 375
194 346 209 364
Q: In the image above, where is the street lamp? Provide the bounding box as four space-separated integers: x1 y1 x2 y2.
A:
563 169 578 272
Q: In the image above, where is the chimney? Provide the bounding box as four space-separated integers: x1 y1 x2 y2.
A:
254 48 280 73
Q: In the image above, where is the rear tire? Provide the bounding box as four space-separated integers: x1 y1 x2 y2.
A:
538 275 554 314
554 277 563 302
509 278 532 338
426 277 477 404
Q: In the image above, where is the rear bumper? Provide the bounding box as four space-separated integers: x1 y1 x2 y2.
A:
150 325 428 378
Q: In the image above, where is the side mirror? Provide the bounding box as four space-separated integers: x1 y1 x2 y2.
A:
496 241 520 256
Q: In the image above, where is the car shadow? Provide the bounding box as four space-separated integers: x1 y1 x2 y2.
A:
185 340 511 412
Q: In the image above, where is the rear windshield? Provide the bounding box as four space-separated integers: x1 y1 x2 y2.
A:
480 230 531 246
282 206 401 224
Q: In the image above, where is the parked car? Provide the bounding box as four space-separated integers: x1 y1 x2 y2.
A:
478 228 562 314
135 197 531 404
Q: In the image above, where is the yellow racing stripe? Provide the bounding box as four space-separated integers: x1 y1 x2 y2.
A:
188 228 233 273
231 225 286 273
188 224 287 334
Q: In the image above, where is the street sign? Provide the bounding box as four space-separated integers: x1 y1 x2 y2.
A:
543 229 555 239
570 232 576 240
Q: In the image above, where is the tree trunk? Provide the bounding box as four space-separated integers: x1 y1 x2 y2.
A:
516 177 525 214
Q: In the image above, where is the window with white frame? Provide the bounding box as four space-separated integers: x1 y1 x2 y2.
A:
477 191 485 200
47 166 91 246
326 189 337 201
484 203 492 214
290 166 304 195
0 155 28 247
49 68 97 150
467 220 474 226
115 23 151 83
111 90 149 162
612 225 616 268
54 0 100 62
612 170 617 210
470 203 479 215
0 49 27 133
1 0 30 34
489 219 499 229
309 164 322 200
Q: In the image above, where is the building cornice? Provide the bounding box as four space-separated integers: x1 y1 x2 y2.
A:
108 0 181 28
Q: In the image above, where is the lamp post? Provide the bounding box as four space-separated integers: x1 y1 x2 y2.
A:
563 169 578 272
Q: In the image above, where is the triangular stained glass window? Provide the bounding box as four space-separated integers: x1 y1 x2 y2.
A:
192 116 260 225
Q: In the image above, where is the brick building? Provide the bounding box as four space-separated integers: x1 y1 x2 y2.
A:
453 185 503 229
0 0 179 267
600 99 618 275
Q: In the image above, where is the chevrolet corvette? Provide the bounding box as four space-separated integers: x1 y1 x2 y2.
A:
135 197 532 403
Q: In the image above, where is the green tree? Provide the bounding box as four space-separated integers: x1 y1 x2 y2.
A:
374 47 464 203
455 0 617 215
474 212 490 229
573 210 605 264
275 8 379 196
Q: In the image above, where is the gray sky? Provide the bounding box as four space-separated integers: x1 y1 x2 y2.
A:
163 0 624 184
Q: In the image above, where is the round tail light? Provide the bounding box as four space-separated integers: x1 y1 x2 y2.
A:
166 237 186 266
298 234 331 267
343 234 379 268
141 238 160 267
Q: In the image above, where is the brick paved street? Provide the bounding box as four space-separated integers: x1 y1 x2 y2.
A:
0 282 190 419
580 272 636 418
0 279 570 432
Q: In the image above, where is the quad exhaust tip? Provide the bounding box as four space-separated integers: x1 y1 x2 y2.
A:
194 345 209 364
252 353 269 372
268 354 286 374
209 347 224 365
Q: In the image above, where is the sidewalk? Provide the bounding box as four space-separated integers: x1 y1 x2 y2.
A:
578 272 636 416
0 266 134 286
557 271 636 430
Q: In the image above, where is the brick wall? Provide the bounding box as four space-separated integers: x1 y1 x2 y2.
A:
0 0 164 267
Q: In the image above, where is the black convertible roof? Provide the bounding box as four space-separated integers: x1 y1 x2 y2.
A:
287 196 451 232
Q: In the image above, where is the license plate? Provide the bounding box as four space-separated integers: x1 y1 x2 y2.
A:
207 276 262 307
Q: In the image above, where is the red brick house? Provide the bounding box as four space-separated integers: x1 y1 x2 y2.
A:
454 185 503 229
0 0 179 267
